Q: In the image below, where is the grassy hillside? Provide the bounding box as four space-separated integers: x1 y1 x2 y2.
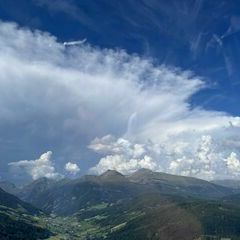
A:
0 206 52 240
37 194 240 240
0 188 52 240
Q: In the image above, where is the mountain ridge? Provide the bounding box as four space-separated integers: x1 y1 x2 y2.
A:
9 169 237 216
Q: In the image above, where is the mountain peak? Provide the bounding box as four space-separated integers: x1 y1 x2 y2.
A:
99 170 127 182
100 169 123 177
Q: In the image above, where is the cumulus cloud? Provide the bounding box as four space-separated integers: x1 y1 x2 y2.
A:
225 152 240 176
89 135 159 174
9 151 61 180
0 21 240 180
90 133 240 180
65 162 80 175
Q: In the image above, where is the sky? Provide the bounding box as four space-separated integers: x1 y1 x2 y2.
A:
0 0 240 183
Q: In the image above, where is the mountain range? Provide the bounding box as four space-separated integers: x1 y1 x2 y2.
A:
1 169 240 239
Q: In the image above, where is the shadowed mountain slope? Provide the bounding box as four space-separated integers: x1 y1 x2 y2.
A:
0 187 52 240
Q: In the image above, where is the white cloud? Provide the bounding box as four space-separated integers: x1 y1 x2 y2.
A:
91 154 156 175
89 136 159 174
9 151 61 180
89 135 147 157
225 152 240 176
0 21 240 179
90 133 240 180
63 39 87 46
65 162 80 175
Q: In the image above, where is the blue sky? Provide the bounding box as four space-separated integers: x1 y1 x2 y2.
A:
0 0 240 183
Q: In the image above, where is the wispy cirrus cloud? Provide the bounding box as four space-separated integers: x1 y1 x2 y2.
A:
34 0 93 27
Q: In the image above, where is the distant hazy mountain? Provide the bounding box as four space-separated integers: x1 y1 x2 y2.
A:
0 181 19 195
17 177 61 202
